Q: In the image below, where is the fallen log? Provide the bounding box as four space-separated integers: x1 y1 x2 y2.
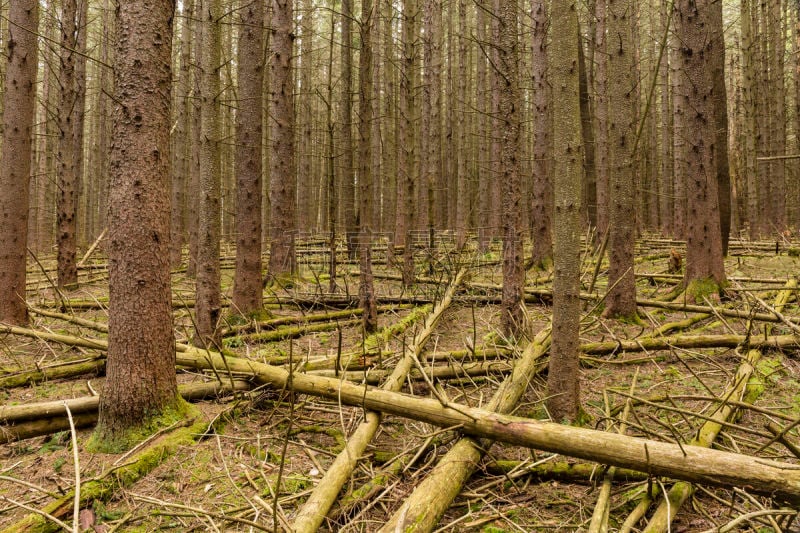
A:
291 269 467 533
0 380 251 443
175 348 800 504
379 328 552 532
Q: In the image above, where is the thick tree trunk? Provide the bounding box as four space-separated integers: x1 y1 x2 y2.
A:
232 0 265 315
93 0 181 450
710 0 731 255
676 0 727 292
0 0 39 325
593 0 609 239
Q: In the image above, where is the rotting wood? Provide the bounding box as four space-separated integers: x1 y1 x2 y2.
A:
0 380 252 443
290 268 466 533
174 348 800 504
0 357 106 389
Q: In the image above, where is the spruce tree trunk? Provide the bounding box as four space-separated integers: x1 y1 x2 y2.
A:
94 0 180 450
232 0 265 315
603 0 638 318
195 0 223 347
268 0 297 279
547 0 583 422
676 0 727 292
0 0 39 325
57 0 79 288
530 0 552 267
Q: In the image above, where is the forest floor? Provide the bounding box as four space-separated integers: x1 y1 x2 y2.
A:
2 235 800 532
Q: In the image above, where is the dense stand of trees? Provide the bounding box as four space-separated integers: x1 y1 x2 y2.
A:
0 0 798 440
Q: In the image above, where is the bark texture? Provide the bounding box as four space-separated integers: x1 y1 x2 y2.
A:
232 0 264 315
268 0 298 280
195 0 223 347
675 0 727 290
547 0 583 423
57 0 79 288
95 0 180 446
603 0 638 318
530 0 552 268
498 0 523 337
0 0 39 325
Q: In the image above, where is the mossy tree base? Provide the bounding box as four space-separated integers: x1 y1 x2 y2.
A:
87 397 199 454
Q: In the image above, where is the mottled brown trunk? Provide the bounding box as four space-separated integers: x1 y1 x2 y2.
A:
398 0 417 286
454 0 469 249
297 0 314 232
170 4 192 268
0 0 38 325
676 0 727 290
195 0 223 347
232 0 264 315
340 0 357 257
57 0 79 288
423 0 444 230
73 0 88 248
578 35 596 232
547 0 583 423
710 0 731 254
593 0 609 239
268 0 297 279
476 1 490 251
498 0 523 337
670 25 687 237
94 0 180 447
658 0 674 236
359 0 378 333
530 0 552 267
603 0 637 318
187 0 202 277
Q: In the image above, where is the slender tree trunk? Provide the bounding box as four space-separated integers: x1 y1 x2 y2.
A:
195 0 223 347
398 0 417 286
93 0 181 450
594 0 610 240
170 4 192 268
341 0 357 257
73 0 88 248
498 0 523 337
603 0 638 318
455 0 469 249
57 0 79 288
232 0 265 315
268 0 298 279
547 0 583 423
0 0 38 325
530 0 552 268
710 0 731 254
187 0 202 277
359 0 378 333
659 0 674 236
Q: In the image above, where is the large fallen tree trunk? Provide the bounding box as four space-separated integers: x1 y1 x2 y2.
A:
0 380 251 443
291 269 467 533
175 348 800 504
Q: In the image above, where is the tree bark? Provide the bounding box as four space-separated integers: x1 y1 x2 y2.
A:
268 0 298 280
0 0 38 325
603 0 638 318
547 0 583 422
194 0 223 347
530 0 553 268
93 0 181 450
675 0 727 292
56 0 79 289
232 0 265 315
